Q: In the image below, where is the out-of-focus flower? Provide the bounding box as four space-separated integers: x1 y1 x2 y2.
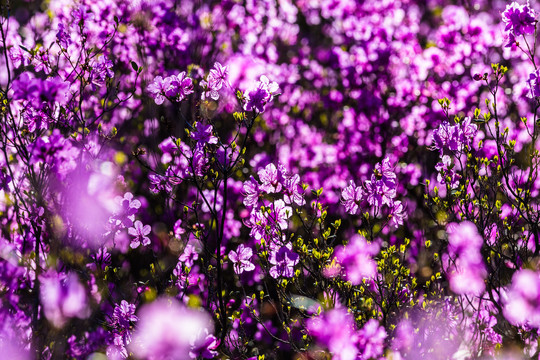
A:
333 234 378 285
130 297 213 360
445 221 486 295
504 269 540 328
40 272 90 328
307 307 358 360
189 329 220 359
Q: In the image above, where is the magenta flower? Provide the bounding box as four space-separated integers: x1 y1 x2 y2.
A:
111 192 141 228
112 300 138 330
242 176 260 208
128 220 151 248
528 69 540 98
149 173 173 193
229 244 255 275
269 245 299 278
357 319 386 359
283 173 305 206
388 200 406 229
268 199 292 231
432 118 477 154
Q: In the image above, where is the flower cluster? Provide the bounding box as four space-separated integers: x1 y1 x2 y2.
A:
341 157 406 229
148 72 194 105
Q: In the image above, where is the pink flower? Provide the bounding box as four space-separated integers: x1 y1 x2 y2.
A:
341 180 363 215
504 269 540 328
334 235 379 285
229 244 255 275
147 76 170 105
128 220 151 248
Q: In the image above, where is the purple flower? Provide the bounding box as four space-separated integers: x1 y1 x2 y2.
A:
374 157 397 190
174 219 186 238
229 244 255 275
528 69 540 98
111 192 141 228
269 245 299 278
268 199 292 231
502 2 536 37
209 62 230 89
167 71 194 101
90 56 114 90
283 174 305 206
432 118 477 154
113 300 138 330
243 75 279 113
258 163 283 193
341 180 363 215
365 178 396 208
191 122 218 145
111 300 138 355
149 174 173 193
130 298 213 360
200 77 221 101
56 23 71 48
242 176 260 208
9 46 28 68
189 329 220 359
179 244 199 268
357 319 386 359
128 220 151 248
388 200 406 229
147 76 170 105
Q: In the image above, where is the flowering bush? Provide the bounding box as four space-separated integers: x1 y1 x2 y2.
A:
2 0 540 359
